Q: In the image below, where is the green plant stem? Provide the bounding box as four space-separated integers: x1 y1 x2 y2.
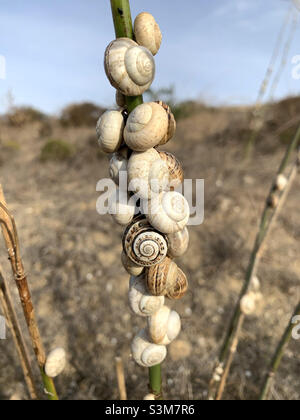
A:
260 302 300 400
149 365 163 399
41 368 59 401
209 124 300 400
110 0 162 399
110 0 143 113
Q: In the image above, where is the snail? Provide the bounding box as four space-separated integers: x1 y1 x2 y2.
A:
128 274 164 317
124 102 171 152
116 90 126 108
158 151 184 189
122 252 144 277
131 328 167 367
105 38 155 96
123 217 169 267
128 148 168 199
45 348 66 379
96 109 124 153
146 257 188 300
167 227 189 258
143 191 190 234
275 174 288 191
109 147 130 186
240 292 257 316
143 394 156 400
147 305 181 345
155 101 176 145
134 12 162 56
109 188 136 226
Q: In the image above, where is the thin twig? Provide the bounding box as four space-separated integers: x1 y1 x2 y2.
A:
260 301 300 400
0 266 38 400
209 125 300 400
0 185 58 400
115 357 127 400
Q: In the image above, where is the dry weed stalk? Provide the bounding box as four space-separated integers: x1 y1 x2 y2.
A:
0 266 38 399
245 4 295 158
260 301 300 400
0 185 58 400
209 125 300 400
115 357 127 400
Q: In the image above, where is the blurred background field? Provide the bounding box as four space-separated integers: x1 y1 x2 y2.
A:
1 0 300 401
0 96 300 400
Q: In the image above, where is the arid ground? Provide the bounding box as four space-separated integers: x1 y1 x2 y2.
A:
0 98 300 400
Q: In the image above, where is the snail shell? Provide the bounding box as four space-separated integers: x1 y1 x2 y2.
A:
158 151 184 189
167 227 189 258
116 90 126 108
275 174 288 191
240 292 257 315
144 394 156 400
134 12 162 56
128 148 163 199
147 305 181 345
109 189 136 226
143 191 190 234
122 252 144 277
128 274 164 317
131 329 167 367
124 102 169 152
146 257 188 300
122 217 168 267
45 348 66 378
105 38 155 96
96 109 124 153
155 101 176 145
109 147 129 185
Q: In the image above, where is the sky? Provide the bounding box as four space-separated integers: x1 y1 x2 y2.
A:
0 0 300 114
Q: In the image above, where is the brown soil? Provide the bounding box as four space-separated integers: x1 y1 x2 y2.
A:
0 99 300 400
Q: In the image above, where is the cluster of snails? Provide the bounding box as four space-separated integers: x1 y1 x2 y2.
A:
97 12 190 370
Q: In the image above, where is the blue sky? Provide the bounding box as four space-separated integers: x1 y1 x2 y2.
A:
0 0 300 114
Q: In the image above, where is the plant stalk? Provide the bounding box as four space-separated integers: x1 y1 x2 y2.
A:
259 302 300 400
0 266 38 400
209 125 300 400
0 185 58 400
110 0 162 399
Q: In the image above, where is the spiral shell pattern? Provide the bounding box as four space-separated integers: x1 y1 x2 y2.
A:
122 217 168 267
158 151 184 188
105 38 155 96
155 101 176 145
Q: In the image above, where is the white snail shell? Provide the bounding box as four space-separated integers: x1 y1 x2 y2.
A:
148 305 181 345
240 292 257 315
109 188 136 226
122 252 144 277
96 109 124 153
128 148 162 199
122 217 168 267
134 12 162 56
124 102 169 152
167 227 189 258
45 348 66 378
131 329 167 367
143 191 190 234
116 90 126 108
275 174 288 191
105 38 155 96
129 275 164 317
144 394 156 400
109 148 129 185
